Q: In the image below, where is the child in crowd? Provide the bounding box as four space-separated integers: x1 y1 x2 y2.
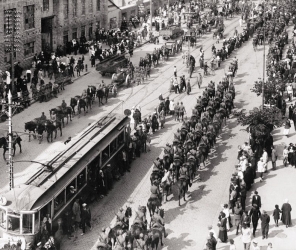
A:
283 145 289 166
229 239 236 250
272 204 281 227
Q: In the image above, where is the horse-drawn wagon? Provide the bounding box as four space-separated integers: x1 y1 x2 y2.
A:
96 54 129 76
111 67 131 86
159 25 184 40
166 41 178 56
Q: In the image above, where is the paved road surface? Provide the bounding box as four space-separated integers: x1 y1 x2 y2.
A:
1 13 295 250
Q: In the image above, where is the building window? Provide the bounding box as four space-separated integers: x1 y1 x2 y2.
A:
96 0 100 11
24 42 34 57
73 0 77 16
64 0 69 19
81 0 86 15
4 50 16 64
89 0 93 13
88 23 93 40
23 5 35 30
4 9 17 35
110 17 117 29
43 0 49 11
63 30 69 45
72 28 77 39
81 25 86 37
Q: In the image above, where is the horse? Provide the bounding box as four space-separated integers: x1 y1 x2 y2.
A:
70 97 88 116
50 108 71 128
57 106 72 126
25 121 37 142
96 88 105 106
44 120 62 143
160 178 172 202
87 85 97 104
178 178 188 206
83 95 92 110
152 53 159 67
0 136 22 160
147 196 161 217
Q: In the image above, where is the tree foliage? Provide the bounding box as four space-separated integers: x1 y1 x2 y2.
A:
250 78 286 104
234 106 283 139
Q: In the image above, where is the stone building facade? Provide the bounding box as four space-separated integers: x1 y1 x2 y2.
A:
0 0 108 70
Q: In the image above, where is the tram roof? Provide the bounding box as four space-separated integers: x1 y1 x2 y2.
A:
1 114 129 212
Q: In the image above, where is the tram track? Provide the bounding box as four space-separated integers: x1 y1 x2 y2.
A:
104 16 241 117
124 16 242 116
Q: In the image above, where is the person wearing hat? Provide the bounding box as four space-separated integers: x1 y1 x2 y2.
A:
252 191 262 208
80 203 92 235
134 233 146 249
72 198 81 237
260 210 270 239
150 179 161 206
241 222 252 250
165 97 170 116
281 199 292 228
218 212 228 243
287 83 293 101
249 204 261 237
252 240 260 250
115 208 126 227
105 164 113 192
257 157 266 182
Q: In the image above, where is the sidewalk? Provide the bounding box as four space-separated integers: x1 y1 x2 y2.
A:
16 36 153 106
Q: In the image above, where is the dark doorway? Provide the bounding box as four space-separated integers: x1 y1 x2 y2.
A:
41 17 53 52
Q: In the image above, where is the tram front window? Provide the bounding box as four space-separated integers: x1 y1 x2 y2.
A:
22 214 33 234
7 215 20 232
0 208 6 229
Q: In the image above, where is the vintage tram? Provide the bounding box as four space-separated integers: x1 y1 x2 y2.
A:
0 114 130 248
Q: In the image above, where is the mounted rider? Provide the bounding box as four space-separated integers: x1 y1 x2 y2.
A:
61 100 67 113
179 164 190 189
150 180 162 206
151 209 167 238
133 206 147 229
115 208 126 228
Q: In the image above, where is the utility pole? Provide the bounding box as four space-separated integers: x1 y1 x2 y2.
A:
183 12 195 58
150 0 153 32
262 4 266 108
3 8 21 190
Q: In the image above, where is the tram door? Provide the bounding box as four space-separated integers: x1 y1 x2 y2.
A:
87 154 101 200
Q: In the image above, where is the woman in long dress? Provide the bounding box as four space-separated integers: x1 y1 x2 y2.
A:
283 119 291 137
218 212 228 243
281 199 292 227
159 108 165 128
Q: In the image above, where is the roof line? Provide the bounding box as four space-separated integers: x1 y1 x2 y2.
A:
108 0 121 10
